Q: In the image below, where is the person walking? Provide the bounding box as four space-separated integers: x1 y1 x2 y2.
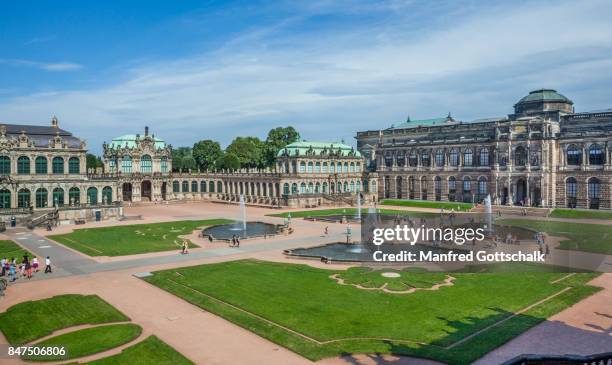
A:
324 226 329 235
32 257 39 272
0 257 6 276
24 259 32 279
235 237 240 247
44 256 52 274
8 262 16 282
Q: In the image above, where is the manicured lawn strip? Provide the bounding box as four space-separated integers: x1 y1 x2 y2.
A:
0 239 34 260
79 336 195 365
549 208 612 220
48 219 232 256
23 323 142 361
144 259 598 364
268 208 436 218
500 219 612 255
381 199 473 211
0 294 129 345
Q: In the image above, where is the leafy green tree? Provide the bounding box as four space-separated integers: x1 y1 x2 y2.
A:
86 154 103 171
264 126 300 167
192 140 222 171
171 147 193 172
225 136 265 168
181 156 197 171
216 152 240 171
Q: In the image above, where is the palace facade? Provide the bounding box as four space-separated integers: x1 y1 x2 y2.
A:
356 89 612 209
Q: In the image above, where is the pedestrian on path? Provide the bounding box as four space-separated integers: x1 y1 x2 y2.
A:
8 262 16 282
324 226 329 235
24 259 32 279
0 257 6 276
32 257 39 272
44 256 52 274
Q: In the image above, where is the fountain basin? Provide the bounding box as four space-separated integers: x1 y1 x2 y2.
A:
202 221 282 241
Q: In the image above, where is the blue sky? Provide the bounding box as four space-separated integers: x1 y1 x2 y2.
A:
1 0 612 154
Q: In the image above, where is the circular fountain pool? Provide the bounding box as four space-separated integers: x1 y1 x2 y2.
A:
202 222 281 240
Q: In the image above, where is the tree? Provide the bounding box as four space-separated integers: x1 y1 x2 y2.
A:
171 147 193 172
225 136 265 169
216 152 240 171
264 126 300 167
181 156 197 172
192 140 222 171
86 154 103 171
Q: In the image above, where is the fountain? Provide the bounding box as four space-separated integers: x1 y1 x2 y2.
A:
355 194 362 220
484 194 493 235
239 194 247 231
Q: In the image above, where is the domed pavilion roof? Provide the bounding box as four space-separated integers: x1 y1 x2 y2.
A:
516 89 573 105
108 134 166 150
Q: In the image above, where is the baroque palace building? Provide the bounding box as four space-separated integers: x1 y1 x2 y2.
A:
356 89 612 209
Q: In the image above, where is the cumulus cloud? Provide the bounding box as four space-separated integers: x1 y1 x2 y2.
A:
1 0 611 153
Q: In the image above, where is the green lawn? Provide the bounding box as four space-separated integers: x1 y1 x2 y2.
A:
0 239 33 260
268 208 436 219
48 219 232 256
549 208 612 220
144 259 599 365
0 294 129 345
23 323 142 361
75 336 195 365
337 267 448 291
381 199 473 211
501 219 612 255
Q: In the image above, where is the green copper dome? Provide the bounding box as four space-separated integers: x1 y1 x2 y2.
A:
517 89 573 104
108 134 166 150
277 141 361 158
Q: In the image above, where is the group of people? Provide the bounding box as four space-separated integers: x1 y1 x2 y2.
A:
535 232 550 256
1 254 52 282
230 235 241 247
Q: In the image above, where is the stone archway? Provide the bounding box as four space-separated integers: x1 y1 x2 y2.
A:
141 180 152 201
161 182 167 201
122 183 133 202
515 178 527 205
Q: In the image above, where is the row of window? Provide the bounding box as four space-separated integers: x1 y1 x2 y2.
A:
384 146 536 168
295 161 361 174
388 176 488 195
566 144 606 165
172 180 222 193
108 155 168 173
0 156 80 175
0 186 112 209
282 180 372 195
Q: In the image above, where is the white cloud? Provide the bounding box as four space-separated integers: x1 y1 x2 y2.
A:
1 0 611 153
0 59 83 72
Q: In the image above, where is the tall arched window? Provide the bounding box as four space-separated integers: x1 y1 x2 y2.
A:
217 181 222 193
69 187 80 205
478 177 487 201
209 181 215 192
283 183 290 195
182 181 189 192
300 183 306 194
435 150 444 167
173 181 180 192
420 176 428 200
409 151 418 167
588 177 601 209
421 150 430 166
69 157 80 174
462 177 472 203
53 188 64 206
322 182 328 193
160 157 169 173
463 149 473 166
102 186 112 204
52 157 64 174
589 144 604 165
0 189 10 208
396 153 405 167
291 183 298 194
449 149 459 166
343 181 348 192
141 155 152 173
307 162 313 173
566 145 581 165
299 161 306 173
330 162 335 173
35 156 47 174
201 181 207 192
35 188 48 208
87 187 98 205
322 162 328 173
0 156 10 175
566 177 577 208
434 176 442 201
191 181 198 192
515 146 527 166
343 162 349 173
18 188 31 208
479 148 489 166
17 156 30 174
356 163 361 172
122 156 132 173
315 162 321 173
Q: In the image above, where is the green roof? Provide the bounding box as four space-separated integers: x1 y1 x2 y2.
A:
277 141 361 158
391 115 454 129
108 134 166 150
517 89 573 104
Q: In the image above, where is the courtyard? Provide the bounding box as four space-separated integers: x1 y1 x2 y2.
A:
0 201 610 365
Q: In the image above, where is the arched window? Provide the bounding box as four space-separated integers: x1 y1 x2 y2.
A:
322 182 328 193
35 156 47 174
141 155 152 173
18 188 31 208
52 157 64 174
201 181 207 192
479 148 489 166
588 177 601 209
349 162 355 172
191 181 198 192
566 145 581 165
322 162 328 173
0 156 10 175
182 181 189 192
291 183 298 194
350 181 355 192
122 156 132 173
37 188 50 209
515 146 527 166
160 157 169 173
17 156 30 174
409 151 418 167
173 181 180 193
385 153 393 167
356 163 361 172
102 186 112 204
589 144 604 165
307 162 313 173
217 181 222 192
315 162 321 173
69 157 80 174
330 162 335 173
87 187 98 205
0 189 10 208
463 149 473 166
209 181 215 192
108 159 117 173
299 161 306 173
396 153 405 167
566 177 577 208
53 188 64 206
343 162 349 173
69 187 80 205
478 177 487 200
343 181 348 192
421 150 430 167
449 149 459 167
434 176 442 201
435 150 444 167
307 182 314 193
300 183 306 194
462 177 471 192
283 183 290 195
